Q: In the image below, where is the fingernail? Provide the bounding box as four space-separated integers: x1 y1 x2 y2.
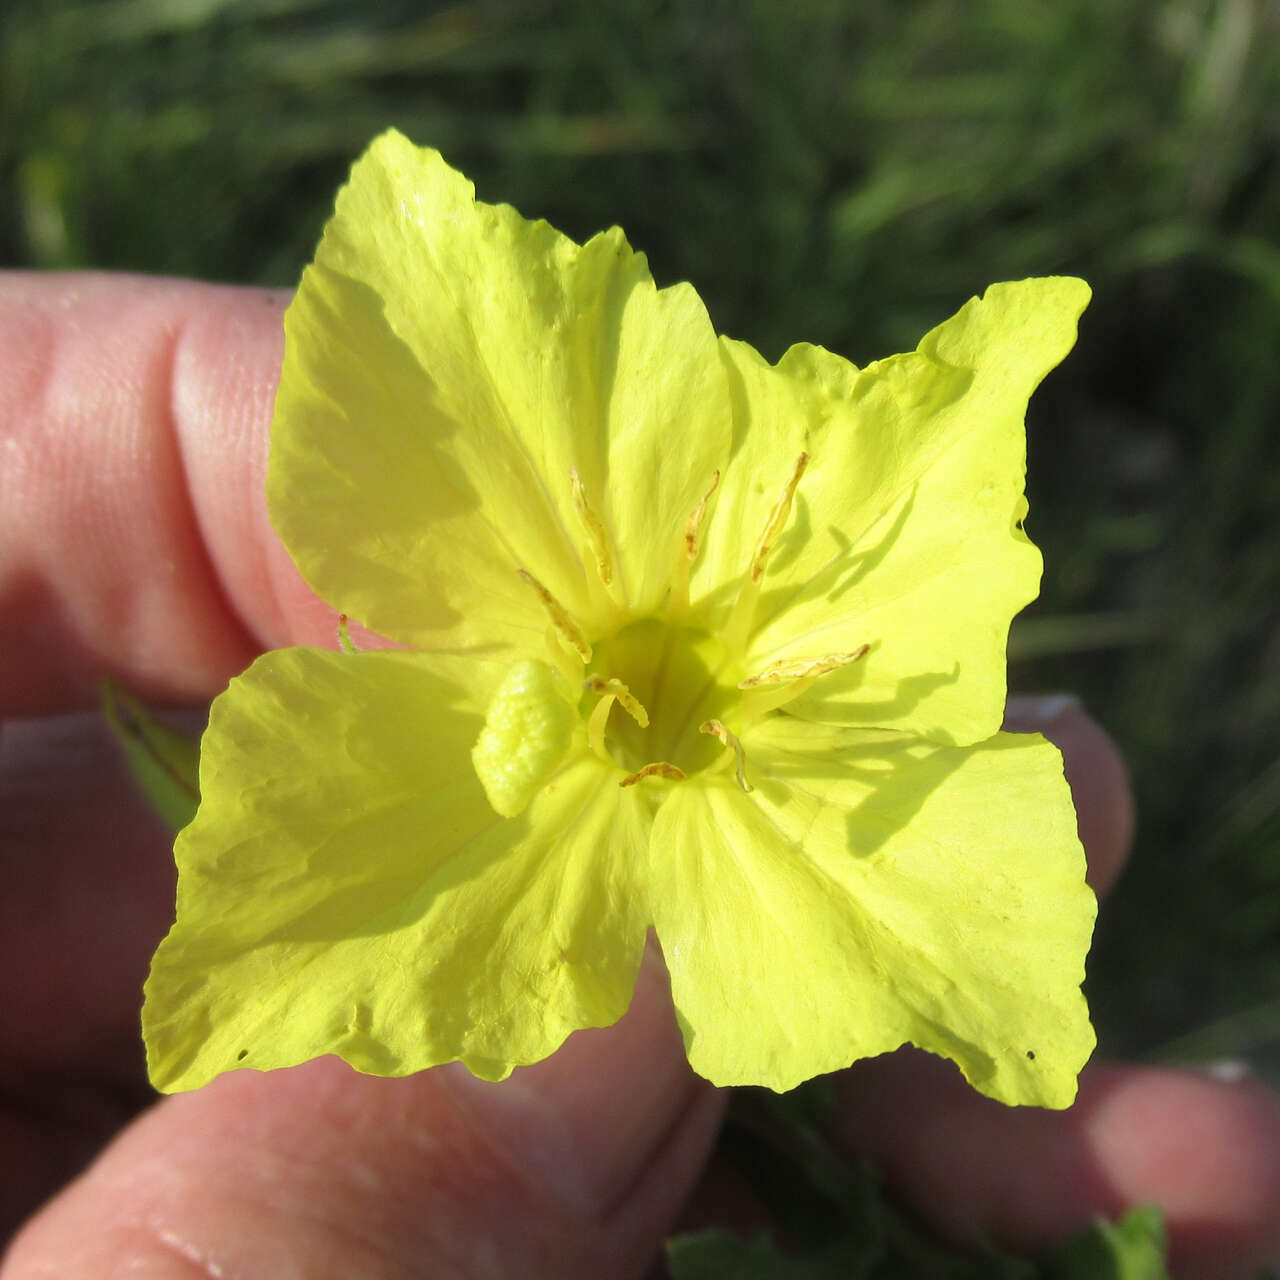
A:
1003 693 1082 733
439 947 714 1218
1201 1058 1256 1085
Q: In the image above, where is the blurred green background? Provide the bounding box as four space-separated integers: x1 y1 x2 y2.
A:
3 0 1278 1075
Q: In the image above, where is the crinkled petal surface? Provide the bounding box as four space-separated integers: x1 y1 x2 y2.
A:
143 647 652 1093
699 279 1090 745
167 129 1096 1100
269 130 731 649
649 719 1095 1105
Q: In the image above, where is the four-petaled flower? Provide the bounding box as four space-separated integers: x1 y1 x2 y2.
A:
143 130 1096 1107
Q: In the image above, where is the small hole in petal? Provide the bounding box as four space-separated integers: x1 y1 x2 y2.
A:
237 1049 249 1061
1026 1050 1036 1061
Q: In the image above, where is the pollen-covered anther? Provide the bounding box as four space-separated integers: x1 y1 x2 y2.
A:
518 568 592 662
684 470 721 561
749 451 809 584
584 676 649 727
569 468 614 588
619 761 687 788
668 471 722 623
700 719 753 792
739 644 870 689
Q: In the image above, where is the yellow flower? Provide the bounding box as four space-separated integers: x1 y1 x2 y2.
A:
143 131 1096 1107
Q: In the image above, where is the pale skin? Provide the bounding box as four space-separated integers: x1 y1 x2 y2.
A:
1 273 1278 1279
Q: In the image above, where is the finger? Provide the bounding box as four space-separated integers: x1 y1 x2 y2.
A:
0 709 180 1237
0 709 727 1269
3 952 727 1280
832 701 1279 1278
0 711 181 1073
651 694 1139 1268
0 273 335 718
831 1052 1280 1280
1003 693 1135 896
1 272 729 1280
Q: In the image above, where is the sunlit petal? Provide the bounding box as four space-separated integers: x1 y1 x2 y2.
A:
651 719 1094 1105
145 646 650 1092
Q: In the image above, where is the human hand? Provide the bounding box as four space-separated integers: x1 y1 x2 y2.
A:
2 273 1277 1279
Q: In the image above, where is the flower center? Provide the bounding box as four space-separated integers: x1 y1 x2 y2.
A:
583 619 740 778
470 452 871 816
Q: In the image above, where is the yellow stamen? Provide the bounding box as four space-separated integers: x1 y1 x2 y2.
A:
518 568 592 663
619 761 687 788
738 645 870 689
700 719 753 792
586 692 616 760
668 470 721 622
749 452 808 584
738 645 872 721
684 469 721 562
724 452 810 655
569 467 614 589
584 675 649 727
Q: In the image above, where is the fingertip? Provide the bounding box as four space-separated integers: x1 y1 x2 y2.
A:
1003 694 1135 895
832 1053 1280 1280
1085 1063 1280 1278
0 273 334 717
3 954 723 1280
168 280 340 655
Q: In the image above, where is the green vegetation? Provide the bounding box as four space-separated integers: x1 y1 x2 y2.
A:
5 0 1278 1267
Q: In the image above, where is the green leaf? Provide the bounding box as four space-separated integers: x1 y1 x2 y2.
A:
100 678 200 833
719 1094 885 1255
668 1229 877 1280
668 1209 1173 1280
682 1093 1172 1279
1047 1206 1169 1280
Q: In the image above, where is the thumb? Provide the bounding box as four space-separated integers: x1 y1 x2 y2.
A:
3 950 724 1279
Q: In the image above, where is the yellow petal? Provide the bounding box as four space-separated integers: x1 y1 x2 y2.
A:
269 131 731 648
697 278 1089 745
651 719 1095 1106
144 646 651 1092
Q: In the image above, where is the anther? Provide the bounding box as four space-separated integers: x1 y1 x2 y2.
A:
569 468 614 589
739 645 869 688
723 452 810 654
700 719 753 792
749 452 808 584
684 470 721 561
619 761 687 788
668 470 722 623
518 568 592 662
584 676 649 727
